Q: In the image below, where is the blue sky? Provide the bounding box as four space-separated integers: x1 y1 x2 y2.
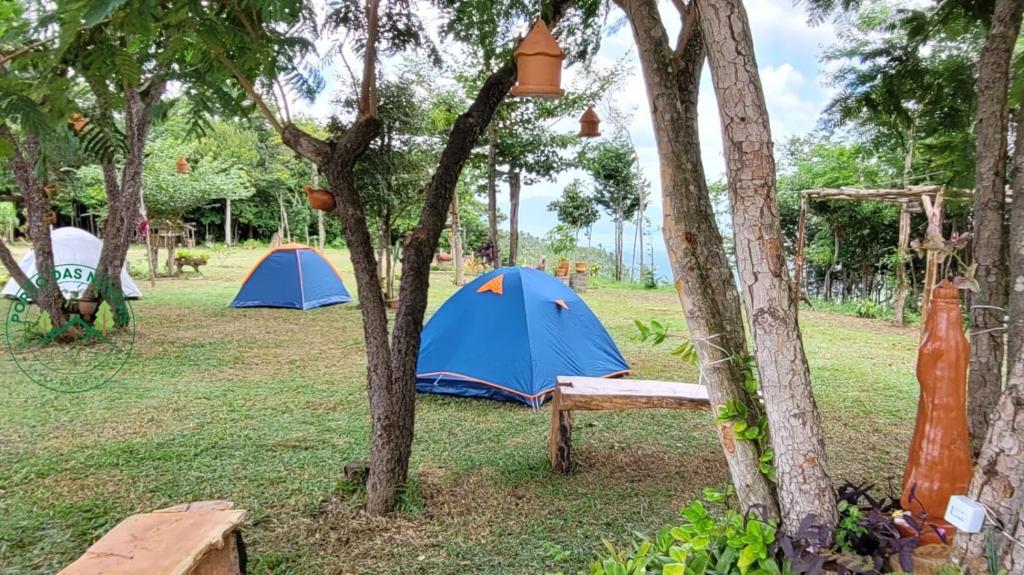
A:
297 0 837 278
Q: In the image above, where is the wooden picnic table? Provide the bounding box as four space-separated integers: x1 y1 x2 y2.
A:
548 376 712 474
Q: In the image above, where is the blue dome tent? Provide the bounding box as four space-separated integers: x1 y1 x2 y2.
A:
416 267 629 407
230 244 352 310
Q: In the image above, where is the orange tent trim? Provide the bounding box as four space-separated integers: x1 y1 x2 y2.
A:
476 273 504 295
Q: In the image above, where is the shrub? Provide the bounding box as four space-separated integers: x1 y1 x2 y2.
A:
241 239 263 250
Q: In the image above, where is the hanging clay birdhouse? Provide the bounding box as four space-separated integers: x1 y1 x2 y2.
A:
304 184 335 212
44 211 57 226
510 20 565 99
176 156 190 174
578 106 601 138
44 183 59 199
68 113 88 133
900 279 973 545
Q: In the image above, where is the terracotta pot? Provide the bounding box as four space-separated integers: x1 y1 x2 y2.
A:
554 268 568 277
436 252 452 263
574 262 588 273
387 298 400 310
557 261 570 271
176 156 190 174
44 211 57 226
77 299 99 317
510 20 565 99
578 106 601 138
69 113 88 133
900 280 973 545
304 184 335 212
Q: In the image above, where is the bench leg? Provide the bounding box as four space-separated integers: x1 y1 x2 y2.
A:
549 393 573 474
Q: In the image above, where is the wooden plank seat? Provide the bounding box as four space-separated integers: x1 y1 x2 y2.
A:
548 376 711 474
59 500 247 575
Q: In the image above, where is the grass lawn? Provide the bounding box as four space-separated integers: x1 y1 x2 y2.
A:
0 246 920 574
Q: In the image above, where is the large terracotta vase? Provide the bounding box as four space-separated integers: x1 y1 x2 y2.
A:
901 279 973 544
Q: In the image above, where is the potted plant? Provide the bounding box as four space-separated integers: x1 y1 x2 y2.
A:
574 261 588 274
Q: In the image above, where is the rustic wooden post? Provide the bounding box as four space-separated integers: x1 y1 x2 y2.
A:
893 203 911 324
548 384 573 474
794 195 808 314
920 188 945 328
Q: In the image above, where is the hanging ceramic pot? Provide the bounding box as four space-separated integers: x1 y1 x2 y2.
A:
900 279 973 544
510 20 565 99
304 184 335 212
176 157 190 174
69 113 88 133
578 106 601 138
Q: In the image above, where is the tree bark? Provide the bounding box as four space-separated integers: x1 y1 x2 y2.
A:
949 381 1024 570
698 0 837 532
89 82 165 320
617 0 779 517
0 128 66 325
894 205 910 325
1009 106 1024 396
487 124 500 267
969 0 1023 455
507 168 521 266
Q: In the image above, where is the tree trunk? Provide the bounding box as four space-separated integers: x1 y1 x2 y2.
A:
617 0 779 517
1009 106 1024 395
507 168 521 266
698 0 837 532
451 191 465 285
969 0 1023 455
949 382 1024 570
0 129 67 325
90 83 164 321
614 213 624 281
487 124 500 267
225 197 233 246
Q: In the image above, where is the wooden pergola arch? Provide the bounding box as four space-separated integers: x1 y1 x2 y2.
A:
792 185 989 326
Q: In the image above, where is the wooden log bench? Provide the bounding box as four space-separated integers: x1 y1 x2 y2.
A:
548 376 712 474
59 501 247 575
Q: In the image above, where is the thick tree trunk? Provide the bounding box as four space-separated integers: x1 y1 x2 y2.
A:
0 129 66 325
949 382 1023 570
617 0 779 517
969 0 1023 455
487 124 500 267
1010 106 1024 391
698 0 837 532
507 169 521 266
90 83 164 322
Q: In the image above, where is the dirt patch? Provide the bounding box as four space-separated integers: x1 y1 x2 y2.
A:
801 309 918 336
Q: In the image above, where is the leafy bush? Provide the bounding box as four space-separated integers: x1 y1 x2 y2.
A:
641 266 660 289
590 482 935 575
241 239 263 250
855 300 882 319
175 249 209 263
591 487 782 575
128 259 149 279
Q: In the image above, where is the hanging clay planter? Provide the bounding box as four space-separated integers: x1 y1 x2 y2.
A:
304 184 335 212
900 279 973 545
510 20 565 99
44 183 59 198
69 113 88 133
44 211 57 226
574 262 588 274
176 157 190 174
578 106 601 138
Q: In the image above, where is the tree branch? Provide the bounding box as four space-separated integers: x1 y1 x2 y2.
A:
0 236 31 291
359 0 381 118
211 48 285 135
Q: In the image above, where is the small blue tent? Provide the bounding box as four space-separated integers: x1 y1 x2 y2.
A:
416 267 629 407
231 244 352 310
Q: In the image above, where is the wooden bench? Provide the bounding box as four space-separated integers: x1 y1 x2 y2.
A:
548 376 712 474
59 501 247 575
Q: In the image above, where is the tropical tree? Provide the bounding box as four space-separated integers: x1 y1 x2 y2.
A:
547 179 598 260
180 0 604 515
698 0 838 531
580 137 641 281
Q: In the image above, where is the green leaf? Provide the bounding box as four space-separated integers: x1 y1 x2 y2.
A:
82 0 130 27
663 564 685 575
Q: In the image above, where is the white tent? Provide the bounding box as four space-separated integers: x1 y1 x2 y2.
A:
2 227 142 299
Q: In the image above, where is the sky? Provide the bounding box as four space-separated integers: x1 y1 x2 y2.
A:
295 0 838 280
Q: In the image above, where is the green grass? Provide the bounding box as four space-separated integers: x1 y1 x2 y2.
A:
0 246 920 574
